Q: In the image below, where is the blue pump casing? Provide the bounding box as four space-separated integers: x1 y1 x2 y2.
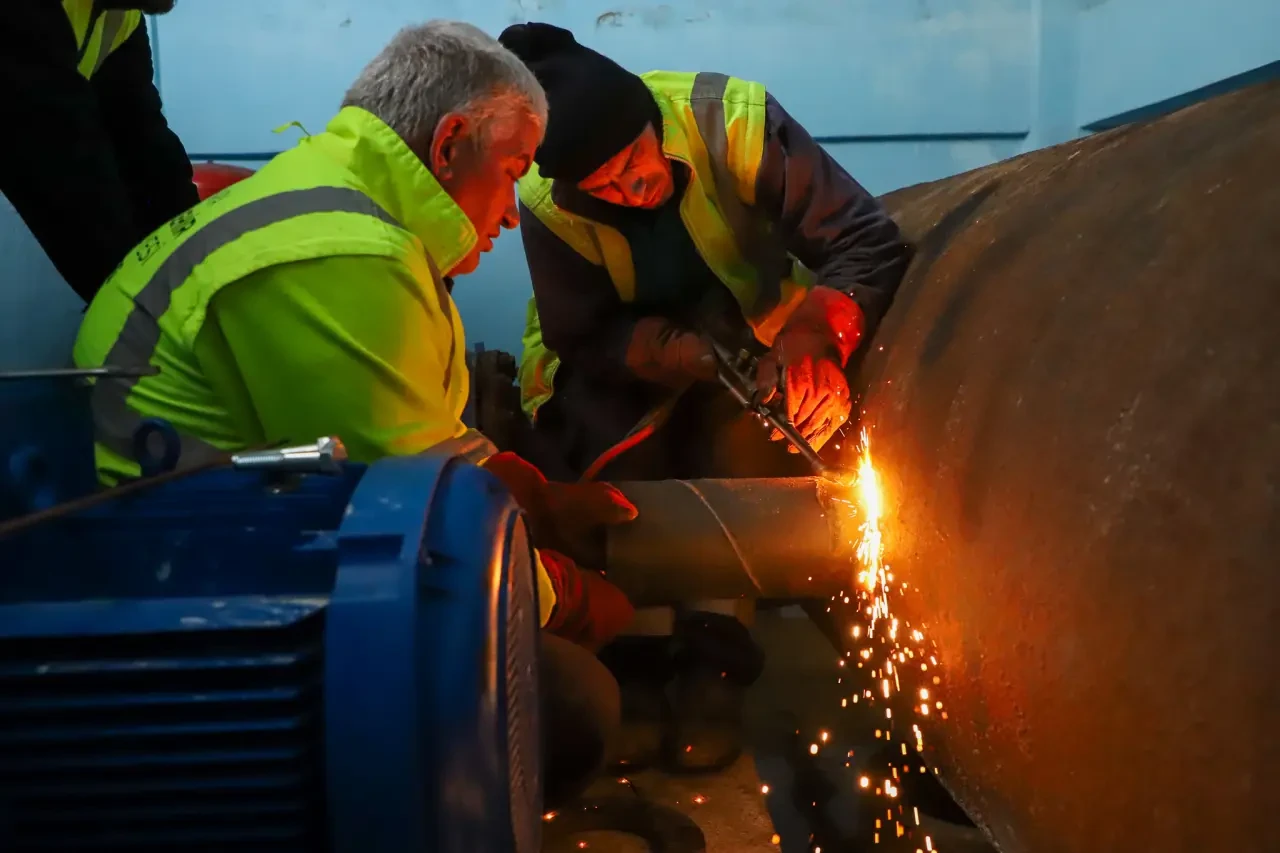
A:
0 375 543 852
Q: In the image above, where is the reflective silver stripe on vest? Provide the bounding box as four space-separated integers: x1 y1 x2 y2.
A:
92 186 402 471
689 72 790 319
92 11 127 75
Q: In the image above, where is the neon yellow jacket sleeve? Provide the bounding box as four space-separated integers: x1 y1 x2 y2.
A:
194 254 468 463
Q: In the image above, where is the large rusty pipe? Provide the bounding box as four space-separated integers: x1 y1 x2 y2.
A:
598 477 856 606
817 81 1280 853
591 82 1278 852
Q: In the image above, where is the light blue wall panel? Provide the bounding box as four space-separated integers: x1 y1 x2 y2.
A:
828 138 1027 197
3 0 1277 364
158 0 1034 153
157 0 1040 351
1075 0 1280 128
0 198 84 370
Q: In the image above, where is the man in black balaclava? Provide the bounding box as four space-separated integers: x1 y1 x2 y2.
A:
0 2 197 303
500 22 914 777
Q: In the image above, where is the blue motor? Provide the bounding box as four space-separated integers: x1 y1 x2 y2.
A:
0 372 542 852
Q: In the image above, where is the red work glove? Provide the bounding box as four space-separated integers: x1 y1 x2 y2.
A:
755 286 864 452
624 317 719 388
481 452 638 554
539 549 635 650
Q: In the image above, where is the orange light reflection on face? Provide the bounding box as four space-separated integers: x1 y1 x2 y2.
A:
576 125 673 208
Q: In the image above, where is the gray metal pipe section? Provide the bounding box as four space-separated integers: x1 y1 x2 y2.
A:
600 477 856 606
821 81 1280 853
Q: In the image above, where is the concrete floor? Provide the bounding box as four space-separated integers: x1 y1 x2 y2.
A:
541 606 998 852
541 754 780 853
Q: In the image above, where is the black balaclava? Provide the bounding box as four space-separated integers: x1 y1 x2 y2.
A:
499 22 661 184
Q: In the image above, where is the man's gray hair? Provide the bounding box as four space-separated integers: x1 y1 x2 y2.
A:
343 20 547 163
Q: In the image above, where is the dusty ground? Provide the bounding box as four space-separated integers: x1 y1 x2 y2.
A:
542 607 995 852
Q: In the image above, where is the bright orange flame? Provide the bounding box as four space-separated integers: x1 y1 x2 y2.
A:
837 429 952 848
854 430 890 631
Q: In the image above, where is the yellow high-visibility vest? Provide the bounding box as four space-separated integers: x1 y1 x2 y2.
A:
62 1 143 79
74 106 476 484
516 70 815 419
75 105 560 627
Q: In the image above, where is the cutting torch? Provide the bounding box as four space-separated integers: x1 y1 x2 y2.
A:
709 340 832 477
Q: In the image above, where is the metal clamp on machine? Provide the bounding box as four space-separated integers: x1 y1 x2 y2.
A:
131 416 349 479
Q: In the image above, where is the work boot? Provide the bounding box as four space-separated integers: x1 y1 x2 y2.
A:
598 636 674 773
664 611 765 774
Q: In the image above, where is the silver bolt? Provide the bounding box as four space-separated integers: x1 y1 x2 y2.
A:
232 436 348 474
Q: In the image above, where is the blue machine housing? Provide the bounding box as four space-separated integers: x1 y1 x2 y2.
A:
0 376 542 853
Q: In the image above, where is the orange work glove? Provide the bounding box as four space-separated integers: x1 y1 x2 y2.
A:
481 452 638 555
539 549 636 650
755 286 864 452
623 317 718 388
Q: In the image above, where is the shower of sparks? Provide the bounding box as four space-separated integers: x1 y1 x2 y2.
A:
854 437 890 631
800 427 950 853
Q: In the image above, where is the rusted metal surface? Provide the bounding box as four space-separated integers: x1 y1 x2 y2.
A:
599 477 855 606
826 80 1280 853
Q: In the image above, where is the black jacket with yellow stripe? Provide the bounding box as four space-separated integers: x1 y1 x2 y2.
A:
0 3 197 302
519 92 913 388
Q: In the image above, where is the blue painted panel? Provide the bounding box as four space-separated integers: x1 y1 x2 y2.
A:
0 197 83 370
156 0 1034 156
1075 0 1280 127
826 138 1025 197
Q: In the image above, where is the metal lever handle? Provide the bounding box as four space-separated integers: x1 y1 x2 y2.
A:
231 436 348 475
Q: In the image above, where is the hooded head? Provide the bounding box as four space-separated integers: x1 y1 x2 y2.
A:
499 22 673 207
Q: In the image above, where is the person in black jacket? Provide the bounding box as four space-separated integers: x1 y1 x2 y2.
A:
503 24 913 483
500 23 914 776
0 2 197 303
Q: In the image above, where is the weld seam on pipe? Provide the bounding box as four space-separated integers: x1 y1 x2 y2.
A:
677 479 765 596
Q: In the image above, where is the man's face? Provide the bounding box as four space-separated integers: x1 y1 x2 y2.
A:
432 109 541 277
577 124 673 209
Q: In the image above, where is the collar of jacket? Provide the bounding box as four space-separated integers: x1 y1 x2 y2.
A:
312 106 478 277
649 87 697 167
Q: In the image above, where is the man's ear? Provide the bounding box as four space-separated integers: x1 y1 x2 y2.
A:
430 113 470 179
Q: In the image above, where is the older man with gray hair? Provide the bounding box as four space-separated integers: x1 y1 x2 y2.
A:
74 20 637 807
